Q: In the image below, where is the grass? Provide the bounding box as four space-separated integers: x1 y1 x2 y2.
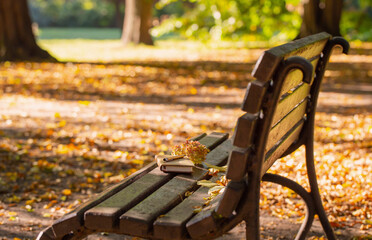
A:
37 27 371 63
37 28 276 62
38 39 274 63
37 27 122 40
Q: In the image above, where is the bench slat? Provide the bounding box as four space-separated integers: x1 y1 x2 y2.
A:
204 138 232 166
232 113 258 148
189 132 207 141
265 99 307 153
226 147 251 181
198 132 229 150
118 168 209 236
271 83 311 127
282 36 328 60
262 119 305 176
84 168 172 231
252 32 329 83
241 80 267 114
51 161 157 237
152 181 211 239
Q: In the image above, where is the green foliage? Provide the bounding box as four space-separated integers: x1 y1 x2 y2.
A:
153 0 302 41
341 0 372 41
154 0 372 42
29 0 372 41
154 0 185 18
29 0 122 28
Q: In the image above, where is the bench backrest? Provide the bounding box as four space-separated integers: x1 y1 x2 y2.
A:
215 32 349 218
248 33 329 175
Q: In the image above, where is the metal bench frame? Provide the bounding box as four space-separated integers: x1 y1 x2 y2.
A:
223 36 349 240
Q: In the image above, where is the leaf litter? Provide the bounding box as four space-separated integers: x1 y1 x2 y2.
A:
0 47 371 238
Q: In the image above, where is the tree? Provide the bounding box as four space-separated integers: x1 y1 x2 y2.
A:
121 0 154 45
0 0 55 61
297 0 343 38
111 0 124 29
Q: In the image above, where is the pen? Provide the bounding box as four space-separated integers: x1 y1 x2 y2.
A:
163 155 185 162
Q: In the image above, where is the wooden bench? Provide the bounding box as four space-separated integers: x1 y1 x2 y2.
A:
37 32 349 240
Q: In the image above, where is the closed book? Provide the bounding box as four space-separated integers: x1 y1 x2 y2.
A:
156 155 194 173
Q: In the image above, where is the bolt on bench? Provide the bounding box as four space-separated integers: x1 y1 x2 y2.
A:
37 32 349 240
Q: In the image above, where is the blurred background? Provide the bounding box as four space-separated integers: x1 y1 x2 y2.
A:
29 0 371 41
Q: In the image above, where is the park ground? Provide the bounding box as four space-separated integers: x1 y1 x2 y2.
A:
0 35 371 239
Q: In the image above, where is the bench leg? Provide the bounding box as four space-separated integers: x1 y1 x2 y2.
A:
262 173 315 240
244 207 260 240
305 139 336 240
243 172 261 240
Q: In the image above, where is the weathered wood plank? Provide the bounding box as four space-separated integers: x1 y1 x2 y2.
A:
189 133 207 141
282 36 328 60
152 181 211 240
241 80 267 114
252 50 283 83
118 167 209 236
226 147 251 181
263 119 305 176
252 32 330 83
272 83 311 127
232 113 258 148
51 161 157 238
84 168 171 231
215 180 246 218
265 100 307 153
204 139 232 166
198 132 229 150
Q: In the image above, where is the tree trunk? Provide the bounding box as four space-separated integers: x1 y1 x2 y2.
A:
0 0 55 61
321 0 343 36
112 0 123 29
121 0 153 45
297 0 343 38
